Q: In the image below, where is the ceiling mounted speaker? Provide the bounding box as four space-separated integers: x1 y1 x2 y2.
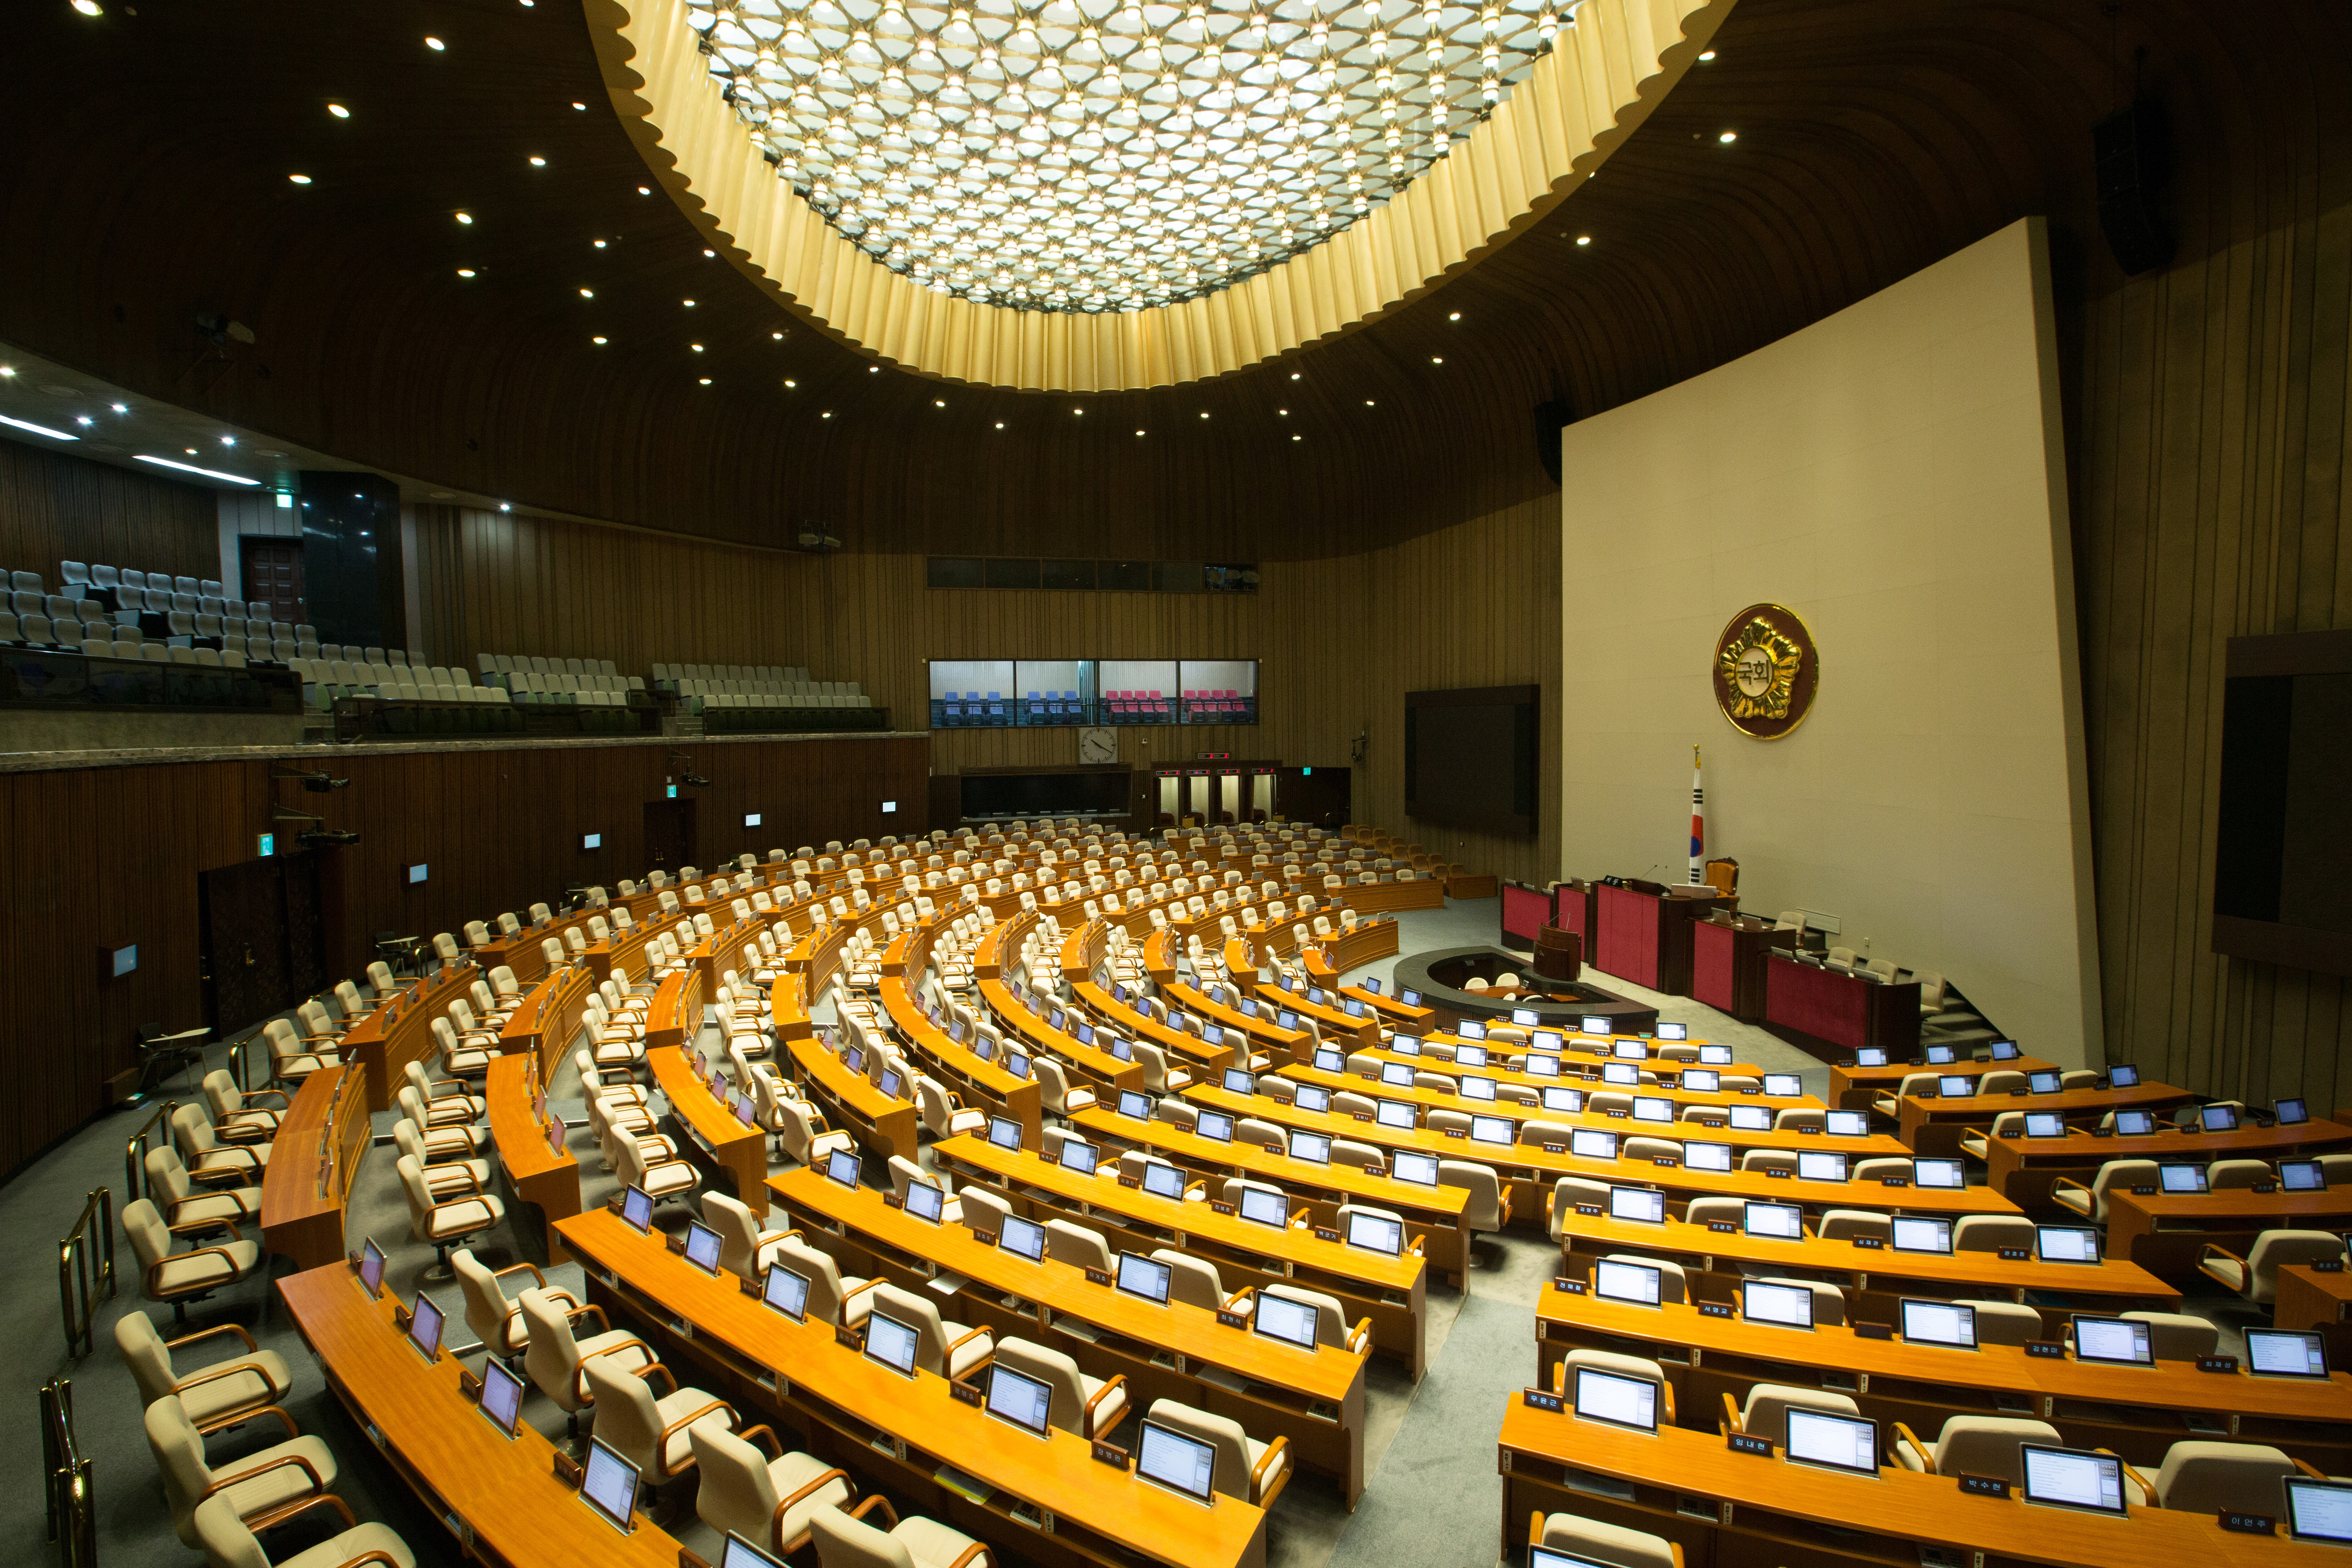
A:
1534 400 1574 486
2094 98 2175 277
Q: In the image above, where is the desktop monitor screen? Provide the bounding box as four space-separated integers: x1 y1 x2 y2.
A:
1115 1252 1173 1305
1119 1090 1154 1120
1381 1063 1416 1088
1460 1075 1498 1102
1470 1114 1513 1145
1925 1044 1957 1065
2071 1315 2153 1366
1076 1024 1096 1046
1141 1161 1186 1200
2109 1064 2140 1088
1937 1075 1975 1099
2158 1163 2208 1194
1392 1151 1440 1186
1989 1040 2022 1060
622 1184 655 1232
1289 1130 1332 1165
762 1264 811 1321
1237 1186 1289 1228
1049 1007 1068 1031
1744 1201 1803 1239
1572 1367 1658 1433
1593 1258 1663 1307
2029 1071 2063 1094
1196 1110 1235 1143
1698 1045 1734 1066
1400 990 1422 1007
864 1313 921 1376
1601 1063 1640 1087
1727 1104 1771 1132
1541 1087 1584 1114
1913 1158 1965 1189
1005 1051 1031 1081
2023 1112 2067 1139
2037 1226 2100 1264
1901 1298 1977 1349
1742 1279 1816 1329
2112 1109 2155 1137
1762 1073 1802 1098
1684 1141 1732 1173
1891 1217 1953 1255
1224 1068 1255 1094
1459 1021 1487 1041
1796 1151 1849 1183
1107 1038 1133 1063
2288 1480 2352 1544
722 1536 790 1568
1295 1084 1332 1114
1377 1099 1419 1130
2282 1160 2327 1191
2279 1097 2311 1126
2020 1446 2127 1515
479 1357 525 1437
1613 1042 1648 1062
1347 1210 1404 1255
825 1149 862 1188
1513 1008 1541 1026
1825 1110 1869 1137
1570 1129 1619 1161
1313 1047 1343 1071
2202 1103 2241 1132
1681 1069 1721 1093
1785 1408 1878 1475
1456 1044 1490 1068
985 1363 1054 1436
1308 989 1329 1007
1608 1186 1665 1225
988 1117 1023 1151
358 1239 387 1298
905 1179 946 1222
1856 1048 1888 1068
1254 1290 1320 1350
879 1068 904 1100
1391 1037 1422 1058
1001 1215 1047 1262
1341 1001 1365 1021
683 1221 724 1274
1136 1420 1219 1504
845 1046 865 1076
1058 1137 1099 1174
1631 1096 1672 1123
1362 979 1383 995
1656 1022 1689 1042
580 1437 642 1533
2248 1328 2331 1379
1581 1016 1613 1038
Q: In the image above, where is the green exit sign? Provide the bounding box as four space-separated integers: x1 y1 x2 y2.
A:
257 833 275 857
667 784 679 799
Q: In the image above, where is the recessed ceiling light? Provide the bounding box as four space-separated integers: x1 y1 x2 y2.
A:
691 343 704 352
821 411 832 418
499 503 511 512
288 173 312 184
1718 130 1737 143
1431 356 1443 364
424 35 445 50
1364 400 1375 407
699 377 712 385
593 239 607 249
868 366 879 373
1291 434 1302 441
74 415 93 426
573 102 587 111
1449 312 1461 321
184 446 197 454
455 212 473 225
592 335 607 344
456 267 475 277
934 399 946 407
1698 49 1716 60
71 0 102 14
1290 373 1301 380
1073 408 1083 416
703 249 715 258
579 287 593 298
994 422 1004 429
109 402 126 412
529 155 547 167
683 299 696 307
0 368 16 377
783 378 796 388
1278 408 1288 416
1199 412 1209 420
770 331 783 340
220 436 236 446
327 103 350 119
1575 235 1592 245
637 186 651 196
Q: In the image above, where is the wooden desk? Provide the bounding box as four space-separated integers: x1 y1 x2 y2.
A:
1898 1083 2201 1161
2276 1264 2352 1368
486 1053 579 1264
977 976 1146 1102
1497 1398 2343 1568
647 1044 772 1215
1297 943 1435 1029
1592 884 1727 995
1236 978 1378 1048
769 1166 1372 1507
339 961 479 1113
1552 1211 2178 1311
786 1034 921 1167
1829 1052 2060 1111
930 1133 1430 1378
279 1263 681 1567
881 975 1043 1149
1069 980 1242 1078
1360 1032 1769 1093
1534 1284 2350 1470
558 1209 1268 1568
1690 914 1774 1022
2105 1188 2352 1282
498 960 598 1080
1321 878 1444 917
259 1063 369 1271
1763 954 1921 1056
1986 1119 2352 1210
1069 1103 1475 1282
1151 965 1315 1067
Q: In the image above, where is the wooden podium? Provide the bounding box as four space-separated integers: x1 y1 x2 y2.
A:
1691 912 1775 1021
1592 882 1729 995
1764 953 1921 1054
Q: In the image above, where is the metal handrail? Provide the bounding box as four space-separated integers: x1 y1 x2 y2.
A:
42 1376 97 1567
122 1099 179 1207
56 1189 114 1360
228 1032 260 1095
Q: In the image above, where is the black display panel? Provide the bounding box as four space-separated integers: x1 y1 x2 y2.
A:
1404 685 1539 838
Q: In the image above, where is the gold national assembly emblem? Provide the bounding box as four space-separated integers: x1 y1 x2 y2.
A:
1712 603 1818 739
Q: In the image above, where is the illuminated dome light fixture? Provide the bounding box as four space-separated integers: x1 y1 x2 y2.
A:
684 0 1565 314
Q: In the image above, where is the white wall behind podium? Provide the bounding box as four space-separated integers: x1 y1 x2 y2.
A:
1557 217 2101 1065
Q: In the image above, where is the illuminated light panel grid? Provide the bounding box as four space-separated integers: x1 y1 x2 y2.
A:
688 0 1565 313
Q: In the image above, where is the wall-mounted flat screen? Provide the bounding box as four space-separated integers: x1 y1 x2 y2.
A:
2214 632 2352 977
1404 685 1539 838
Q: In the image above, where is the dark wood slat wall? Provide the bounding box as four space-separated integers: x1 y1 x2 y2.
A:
0 735 924 1179
0 440 222 588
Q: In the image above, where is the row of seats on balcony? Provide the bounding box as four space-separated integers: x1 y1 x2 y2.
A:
652 661 811 683
474 652 625 680
676 677 868 709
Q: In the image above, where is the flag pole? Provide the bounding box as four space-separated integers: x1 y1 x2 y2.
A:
1689 745 1705 886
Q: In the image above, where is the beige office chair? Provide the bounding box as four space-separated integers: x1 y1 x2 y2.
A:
517 1286 655 1435
145 1144 261 1234
393 1120 489 1201
170 1105 269 1183
1253 1282 1373 1354
115 1309 292 1431
398 1086 489 1158
2052 1158 2159 1222
1740 1150 1796 1175
191 1491 416 1568
914 1076 986 1140
2200 1230 2349 1305
1545 1176 1610 1241
1815 1209 1890 1243
2208 1158 2275 1190
1754 1276 1847 1326
1872 1073 1940 1118
1959 1111 2027 1161
992 1337 1130 1437
2114 1310 2218 1362
200 1071 285 1143
1718 1383 1861 1441
1552 1348 1676 1424
1960 1298 2047 1347
394 1155 503 1279
1044 1218 1115 1272
123 1197 261 1323
1952 1214 2036 1253
402 1059 485 1123
1034 1057 1098 1119
1891 1415 2061 1483
581 1353 737 1492
704 1192 795 1279
1534 1512 1682 1568
146 1392 339 1548
1144 1398 1291 1506
779 1235 881 1327
614 1131 699 1208
452 1249 573 1363
1152 1249 1235 1313
691 1425 851 1558
2130 1441 2301 1513
774 1096 857 1168
809 1499 992 1568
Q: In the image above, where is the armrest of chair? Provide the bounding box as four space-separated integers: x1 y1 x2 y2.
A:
243 1088 293 1110
1719 1391 1742 1436
1347 1317 1373 1355
841 1276 885 1303
2197 1241 2249 1290
492 1261 548 1290
2095 1449 2156 1501
657 1397 737 1449
241 1491 358 1537
844 1494 900 1530
153 1242 253 1291
171 1321 260 1354
565 1302 612 1333
1498 1187 1514 1225
944 1323 995 1363
2049 1176 2094 1206
192 1395 299 1440
1082 1374 1128 1430
733 1423 783 1460
2297 1457 2331 1480
203 1449 331 1502
943 1546 992 1568
1250 1434 1291 1494
1890 1421 1931 1472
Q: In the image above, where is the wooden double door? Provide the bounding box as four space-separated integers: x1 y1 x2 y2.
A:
201 853 328 1036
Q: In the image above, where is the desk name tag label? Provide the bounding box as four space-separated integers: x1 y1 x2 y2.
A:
553 1450 583 1485
1313 1226 1342 1243
1354 1112 1374 1123
1554 1277 1587 1295
1853 1321 1893 1341
1091 1441 1130 1470
1796 1125 1820 1135
2220 1512 2277 1536
1698 1302 1735 1319
1997 1246 2032 1261
2251 1180 2279 1194
2129 1185 2157 1195
1210 1200 1238 1216
835 1325 862 1349
1544 1143 1567 1155
2198 1355 2240 1374
1575 1204 1604 1217
1521 1387 1565 1412
1216 1309 1250 1329
1707 1220 1739 1234
1653 1156 1680 1168
1765 1167 1792 1179
1083 1266 1114 1286
971 1229 999 1247
1879 1176 1909 1188
2024 1340 2067 1359
1445 1129 1468 1139
949 1380 984 1407
2313 1258 2346 1274
1117 1175 1141 1190
1605 1110 1627 1120
665 1231 688 1253
881 1192 903 1209
1727 1433 1774 1457
1851 1235 1884 1250
1958 1474 2011 1499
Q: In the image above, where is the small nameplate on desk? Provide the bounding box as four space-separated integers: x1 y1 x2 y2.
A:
1727 1432 1774 1457
1084 1266 1113 1286
1353 1112 1374 1123
1216 1309 1250 1329
2008 1088 2028 1098
1574 1204 1604 1217
2198 1354 2240 1374
1707 1220 1739 1234
1521 1387 1565 1412
458 1368 482 1401
1957 1474 2010 1499
1313 1226 1342 1243
1605 1110 1627 1121
1997 1246 2032 1262
2220 1511 2277 1536
1652 1156 1680 1168
1445 1129 1467 1139
1796 1125 1820 1135
1853 1321 1893 1341
1764 1167 1792 1180
835 1326 862 1349
949 1380 984 1407
1544 1143 1566 1155
1091 1441 1130 1470
1698 1302 1735 1319
2251 1180 2279 1194
1837 1059 1857 1069
2090 1126 2113 1137
1554 1277 1587 1295
2024 1340 2067 1359
1851 1235 1884 1250
1210 1200 1237 1216
882 1192 903 1209
2313 1258 2345 1274
1117 1175 1141 1190
553 1450 583 1485
2130 1185 2157 1195
970 1228 998 1248
739 1275 762 1297
1879 1176 1910 1188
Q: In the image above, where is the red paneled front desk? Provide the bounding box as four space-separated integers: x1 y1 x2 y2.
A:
1762 953 1921 1054
1590 884 1727 996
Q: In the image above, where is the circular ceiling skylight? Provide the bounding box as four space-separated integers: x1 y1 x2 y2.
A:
689 0 1565 313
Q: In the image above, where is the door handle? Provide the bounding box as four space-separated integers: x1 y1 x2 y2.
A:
241 941 255 969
